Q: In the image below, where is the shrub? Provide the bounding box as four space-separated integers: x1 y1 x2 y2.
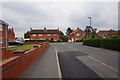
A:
76 39 83 42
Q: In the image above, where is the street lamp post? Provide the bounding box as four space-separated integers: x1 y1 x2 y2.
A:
88 16 91 27
88 16 92 38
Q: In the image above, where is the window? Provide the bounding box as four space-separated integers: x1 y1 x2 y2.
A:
47 34 50 36
0 24 2 31
76 33 79 36
53 34 57 36
81 34 83 36
32 34 36 36
0 37 3 43
39 34 42 36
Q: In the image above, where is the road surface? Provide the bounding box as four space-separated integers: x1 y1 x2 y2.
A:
21 43 119 79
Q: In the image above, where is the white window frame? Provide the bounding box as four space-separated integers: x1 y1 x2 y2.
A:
53 34 57 36
0 37 3 43
47 34 50 36
39 34 42 36
76 33 79 36
32 34 36 36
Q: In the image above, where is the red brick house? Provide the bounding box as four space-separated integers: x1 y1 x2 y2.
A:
29 28 60 41
68 28 86 42
97 29 119 38
0 20 15 48
0 20 9 48
8 28 15 41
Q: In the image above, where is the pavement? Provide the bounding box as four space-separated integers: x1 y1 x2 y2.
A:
21 43 120 79
21 45 59 78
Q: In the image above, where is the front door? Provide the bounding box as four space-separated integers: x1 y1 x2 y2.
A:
71 37 74 42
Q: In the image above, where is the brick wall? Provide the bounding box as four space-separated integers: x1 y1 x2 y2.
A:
1 42 49 79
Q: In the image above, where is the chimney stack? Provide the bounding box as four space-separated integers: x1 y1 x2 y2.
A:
44 28 47 32
12 28 14 31
30 28 32 31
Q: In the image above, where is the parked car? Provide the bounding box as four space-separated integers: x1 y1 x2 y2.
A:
68 40 72 43
8 41 24 45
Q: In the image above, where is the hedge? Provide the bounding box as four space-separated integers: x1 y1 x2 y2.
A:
76 39 83 42
83 38 101 47
101 38 120 51
83 38 120 51
25 40 60 42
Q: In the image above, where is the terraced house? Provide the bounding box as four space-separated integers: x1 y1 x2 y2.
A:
29 28 60 41
68 28 86 42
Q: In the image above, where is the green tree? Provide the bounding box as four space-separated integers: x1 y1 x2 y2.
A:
84 26 97 38
91 28 97 38
62 35 68 42
59 31 64 40
66 27 74 35
24 31 30 38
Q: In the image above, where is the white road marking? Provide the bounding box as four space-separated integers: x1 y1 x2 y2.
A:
87 56 118 72
55 46 62 79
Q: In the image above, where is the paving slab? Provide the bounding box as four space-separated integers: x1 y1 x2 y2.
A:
21 44 59 78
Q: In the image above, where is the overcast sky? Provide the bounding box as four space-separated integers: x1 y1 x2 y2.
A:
1 0 119 37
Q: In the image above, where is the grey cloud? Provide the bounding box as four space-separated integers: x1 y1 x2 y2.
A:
2 2 118 37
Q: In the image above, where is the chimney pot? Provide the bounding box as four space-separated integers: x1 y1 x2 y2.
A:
44 28 46 30
12 28 14 31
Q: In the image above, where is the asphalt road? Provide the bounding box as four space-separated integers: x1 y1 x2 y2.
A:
55 43 119 79
21 43 119 79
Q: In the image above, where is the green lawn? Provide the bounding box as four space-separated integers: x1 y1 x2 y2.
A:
7 44 40 50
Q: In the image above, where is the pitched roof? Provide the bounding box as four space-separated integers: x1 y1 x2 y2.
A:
0 20 9 26
69 28 84 35
30 29 59 34
97 30 119 36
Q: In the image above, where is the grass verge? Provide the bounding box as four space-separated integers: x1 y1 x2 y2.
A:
7 44 40 50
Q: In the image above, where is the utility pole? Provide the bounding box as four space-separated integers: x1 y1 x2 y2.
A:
88 16 91 27
88 16 92 38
